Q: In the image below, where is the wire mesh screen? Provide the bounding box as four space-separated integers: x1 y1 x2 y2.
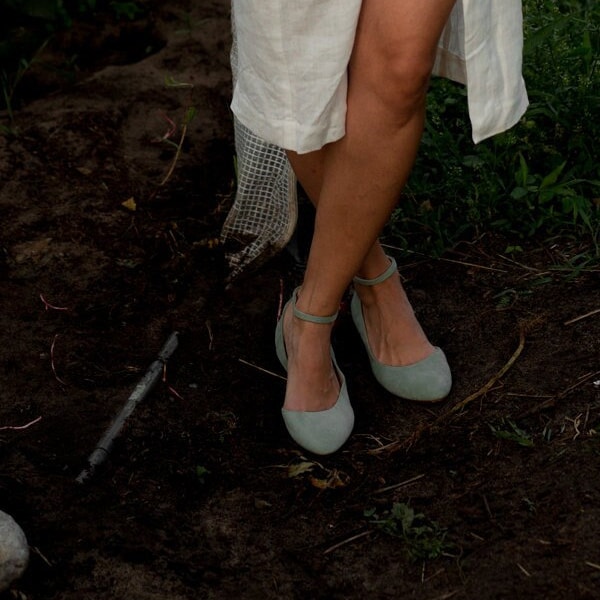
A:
221 14 297 281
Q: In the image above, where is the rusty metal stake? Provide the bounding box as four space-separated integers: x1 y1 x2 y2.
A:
76 332 179 484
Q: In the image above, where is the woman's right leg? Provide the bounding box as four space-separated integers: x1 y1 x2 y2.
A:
287 150 433 369
281 0 456 415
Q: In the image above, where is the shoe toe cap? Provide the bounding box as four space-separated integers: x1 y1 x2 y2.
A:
282 392 354 455
374 347 452 402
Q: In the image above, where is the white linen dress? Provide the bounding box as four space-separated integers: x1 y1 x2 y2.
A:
222 0 529 278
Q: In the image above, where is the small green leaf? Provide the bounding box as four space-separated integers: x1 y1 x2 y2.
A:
184 106 197 125
489 419 534 447
511 186 529 200
540 161 566 190
164 75 194 89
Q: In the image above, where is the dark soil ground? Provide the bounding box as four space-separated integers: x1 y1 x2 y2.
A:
1 2 599 598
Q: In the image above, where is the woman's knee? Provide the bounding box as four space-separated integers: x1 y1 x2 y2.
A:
387 51 434 108
350 0 455 123
354 46 435 122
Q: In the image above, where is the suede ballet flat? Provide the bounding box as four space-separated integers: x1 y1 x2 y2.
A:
351 257 452 402
275 288 354 455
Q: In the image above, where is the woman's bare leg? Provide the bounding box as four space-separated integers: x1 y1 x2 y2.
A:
288 154 432 368
282 0 456 412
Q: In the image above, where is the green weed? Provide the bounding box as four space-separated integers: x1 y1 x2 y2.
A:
0 0 70 23
522 497 537 514
158 80 197 186
1 38 49 121
489 418 534 447
195 465 210 484
109 1 143 21
365 502 451 561
387 0 600 256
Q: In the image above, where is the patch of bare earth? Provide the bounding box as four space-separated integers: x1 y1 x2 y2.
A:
1 2 599 598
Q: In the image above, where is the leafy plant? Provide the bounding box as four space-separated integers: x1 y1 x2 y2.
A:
386 0 600 257
1 38 49 121
158 84 197 186
0 0 70 23
489 418 534 447
109 1 143 21
365 502 451 561
195 465 210 484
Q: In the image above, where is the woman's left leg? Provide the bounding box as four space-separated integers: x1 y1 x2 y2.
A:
287 151 432 370
281 0 457 416
286 0 456 373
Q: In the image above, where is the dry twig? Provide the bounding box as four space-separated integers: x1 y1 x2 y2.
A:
162 363 184 401
40 294 69 311
206 320 214 351
381 243 507 273
496 253 543 273
563 308 600 325
159 108 195 186
167 385 184 400
372 473 425 495
239 358 286 381
371 324 530 455
50 334 68 386
518 370 600 418
0 416 42 431
516 563 532 577
323 530 372 555
277 278 284 321
159 125 188 186
153 110 177 142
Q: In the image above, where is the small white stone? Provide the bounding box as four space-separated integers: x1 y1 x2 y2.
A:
0 511 29 592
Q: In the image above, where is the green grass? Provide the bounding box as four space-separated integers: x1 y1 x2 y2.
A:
365 502 451 561
489 418 535 448
388 0 600 257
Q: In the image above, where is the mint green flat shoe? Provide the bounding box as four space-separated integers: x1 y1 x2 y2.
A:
351 257 452 402
275 288 354 455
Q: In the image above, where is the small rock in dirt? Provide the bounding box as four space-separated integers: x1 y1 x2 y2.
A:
0 511 29 592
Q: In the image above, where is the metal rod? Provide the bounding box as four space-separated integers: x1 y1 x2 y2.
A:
76 332 179 484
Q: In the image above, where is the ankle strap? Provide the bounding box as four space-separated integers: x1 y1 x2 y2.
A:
291 287 338 324
353 256 397 287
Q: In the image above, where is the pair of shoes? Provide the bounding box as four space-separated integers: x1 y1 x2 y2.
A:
351 257 452 402
275 288 354 455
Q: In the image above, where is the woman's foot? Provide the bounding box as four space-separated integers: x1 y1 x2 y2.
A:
277 288 341 412
275 288 354 455
351 256 452 401
354 266 435 368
